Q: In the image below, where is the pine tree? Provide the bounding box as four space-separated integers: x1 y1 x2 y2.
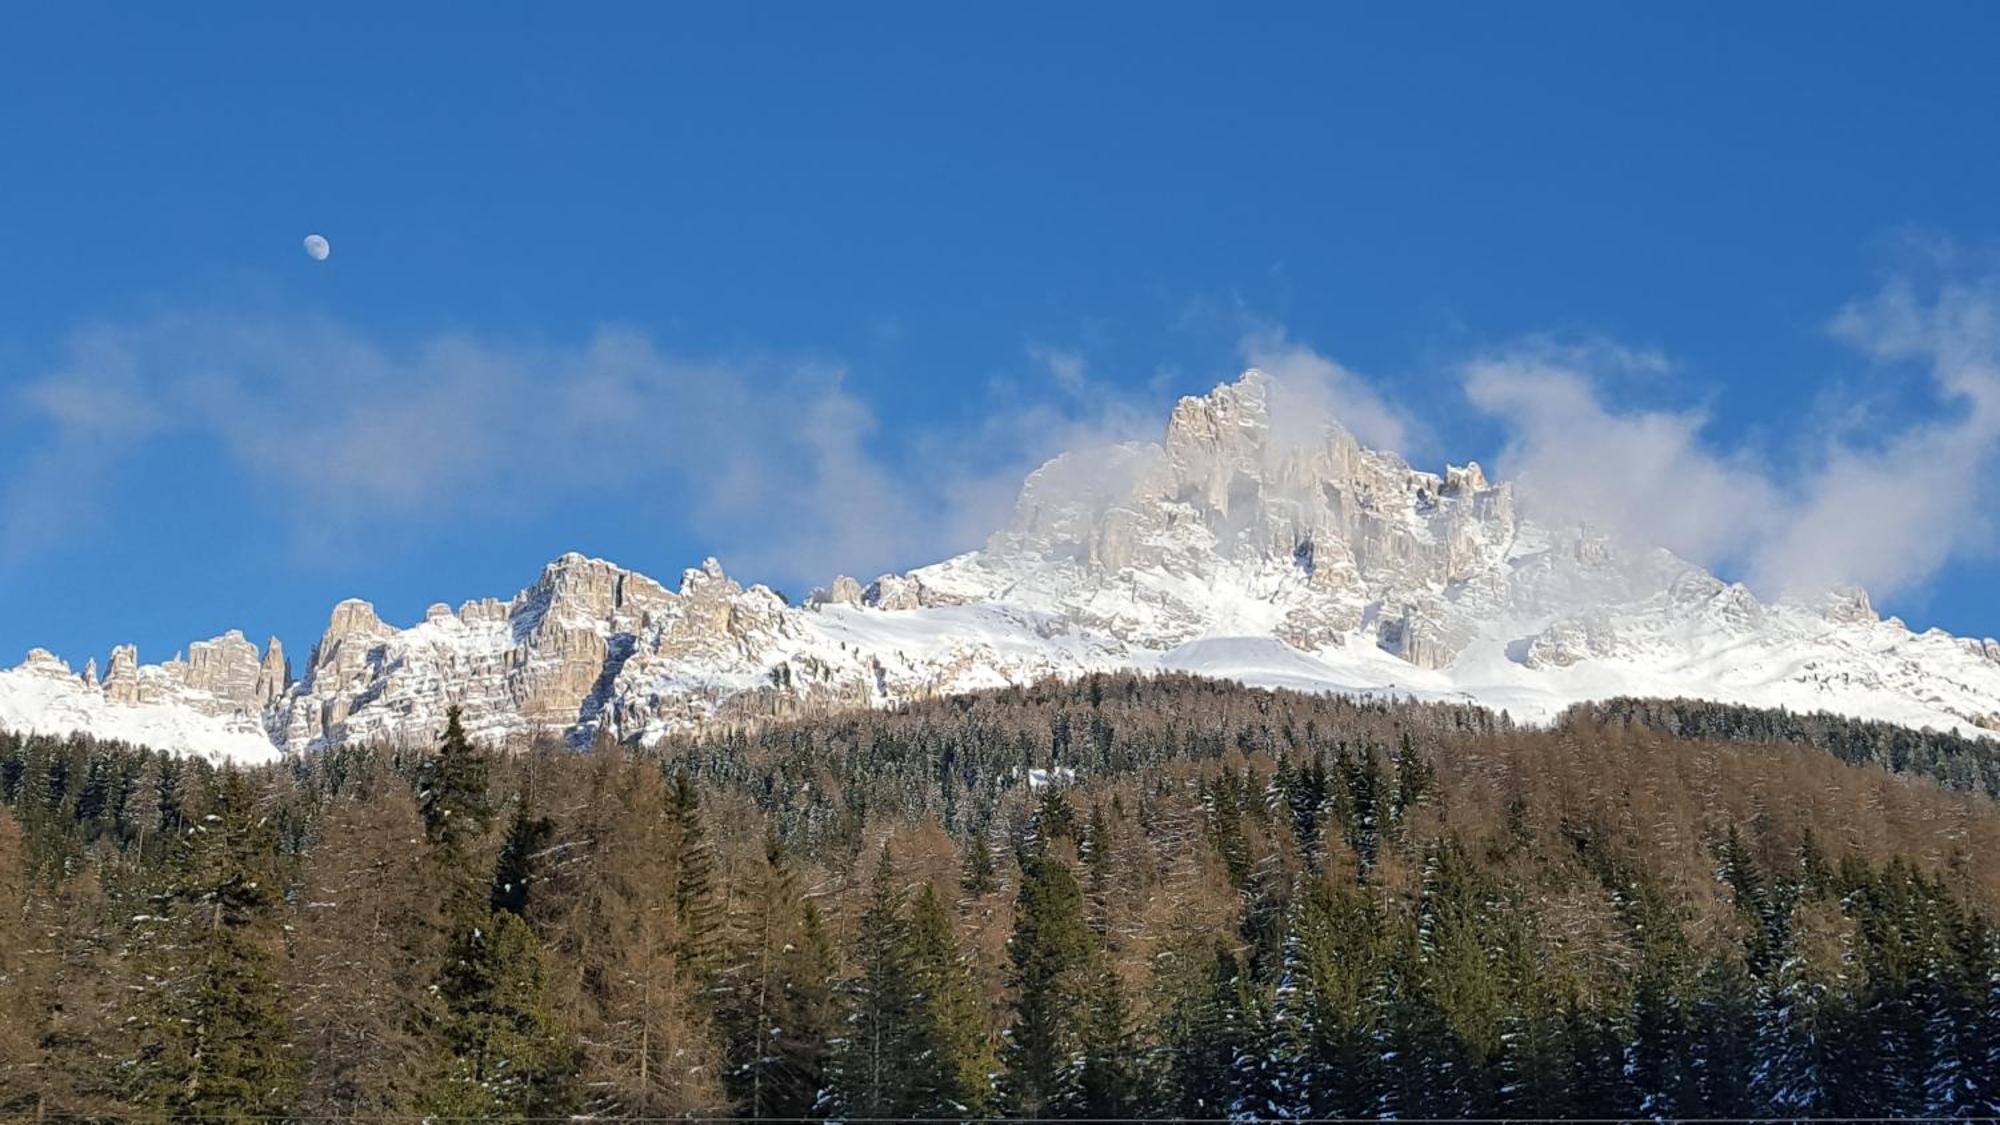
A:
904 883 996 1116
1749 919 1840 1118
716 834 833 1117
1391 731 1434 825
1154 933 1253 1118
1973 928 2000 1115
960 832 999 897
490 792 554 918
1921 915 1986 1117
129 770 300 1118
1001 852 1096 1115
1688 957 1757 1117
831 847 916 1116
1281 876 1384 1118
1231 949 1300 1121
407 715 579 1116
1057 965 1147 1118
784 902 841 1111
417 910 580 1116
1338 744 1385 878
1082 802 1115 934
415 707 494 922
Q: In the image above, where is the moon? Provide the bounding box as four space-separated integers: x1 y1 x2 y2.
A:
303 233 330 261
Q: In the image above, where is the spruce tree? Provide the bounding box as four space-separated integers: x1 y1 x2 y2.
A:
1057 965 1147 1118
716 834 833 1117
417 910 579 1116
1000 852 1096 1115
129 770 300 1117
1156 939 1252 1117
489 793 554 918
408 714 578 1116
415 707 494 921
831 848 916 1116
904 883 996 1116
1749 919 1839 1118
960 832 998 897
784 902 840 1112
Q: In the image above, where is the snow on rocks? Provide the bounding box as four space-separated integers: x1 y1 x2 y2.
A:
7 370 2000 760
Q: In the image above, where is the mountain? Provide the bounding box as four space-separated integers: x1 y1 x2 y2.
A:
7 370 2000 761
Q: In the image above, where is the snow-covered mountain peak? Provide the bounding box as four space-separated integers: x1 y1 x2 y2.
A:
7 370 2000 759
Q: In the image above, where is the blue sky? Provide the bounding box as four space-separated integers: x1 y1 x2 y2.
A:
4 4 2000 668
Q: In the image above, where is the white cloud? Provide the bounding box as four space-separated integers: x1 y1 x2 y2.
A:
1239 326 1416 454
2 312 944 586
1 315 1182 590
14 274 2000 611
1753 278 2000 597
1028 344 1090 396
1463 354 1783 569
1466 276 2000 601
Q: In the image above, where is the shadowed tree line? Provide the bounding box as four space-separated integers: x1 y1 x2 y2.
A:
1568 695 2000 797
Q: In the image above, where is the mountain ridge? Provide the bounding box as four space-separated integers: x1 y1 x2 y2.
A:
8 369 2000 762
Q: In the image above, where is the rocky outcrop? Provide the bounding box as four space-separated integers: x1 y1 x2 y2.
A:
255 638 288 706
8 368 2000 759
103 645 141 704
177 631 263 709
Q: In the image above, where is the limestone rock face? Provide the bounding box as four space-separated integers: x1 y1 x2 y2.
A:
9 368 2000 759
21 649 72 678
919 369 1525 669
255 638 288 706
865 574 923 611
1822 586 1878 626
1524 611 1621 670
179 632 263 707
821 575 865 606
103 645 141 704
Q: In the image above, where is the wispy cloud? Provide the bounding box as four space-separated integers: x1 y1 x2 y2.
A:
1 315 1176 589
11 272 2000 612
1754 276 2000 597
1462 351 1783 570
1465 275 2000 601
3 312 950 585
1239 325 1417 454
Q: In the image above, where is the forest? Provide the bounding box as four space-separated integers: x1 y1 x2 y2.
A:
2 672 1999 1119
1567 695 2000 798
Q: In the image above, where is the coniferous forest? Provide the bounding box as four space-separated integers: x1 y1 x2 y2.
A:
4 672 2000 1119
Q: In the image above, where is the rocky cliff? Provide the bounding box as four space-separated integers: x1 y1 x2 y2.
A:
6 370 1999 761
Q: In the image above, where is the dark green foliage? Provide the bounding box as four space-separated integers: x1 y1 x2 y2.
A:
1058 966 1148 1118
960 831 998 896
417 910 578 1116
1001 852 1097 1115
128 771 299 1118
415 707 493 925
830 850 916 1116
416 707 493 852
904 883 997 1115
489 793 553 917
667 771 723 981
1156 941 1251 1117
